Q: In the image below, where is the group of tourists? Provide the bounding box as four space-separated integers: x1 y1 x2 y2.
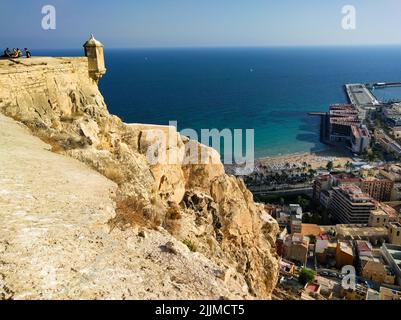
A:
2 48 31 59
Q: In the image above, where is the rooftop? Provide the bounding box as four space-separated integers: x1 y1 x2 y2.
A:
356 240 373 254
334 185 373 203
383 244 401 270
351 125 370 138
301 224 322 237
370 209 389 217
338 241 354 256
330 117 361 126
376 203 398 220
83 34 104 47
290 233 310 246
305 283 320 293
336 225 388 240
389 222 401 228
329 104 361 129
331 173 361 184
329 104 358 112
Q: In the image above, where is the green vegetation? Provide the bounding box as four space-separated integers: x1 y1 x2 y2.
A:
297 195 310 211
298 268 315 286
255 194 313 211
307 235 316 244
326 161 334 172
375 118 383 129
302 206 331 225
345 161 355 172
368 145 384 161
256 193 333 225
364 138 385 162
182 239 197 252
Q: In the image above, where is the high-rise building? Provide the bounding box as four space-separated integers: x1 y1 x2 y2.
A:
360 177 394 202
313 174 331 203
327 104 361 143
330 185 375 224
313 173 394 203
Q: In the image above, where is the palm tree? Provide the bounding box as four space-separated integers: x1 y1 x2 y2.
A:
345 161 352 172
326 161 334 172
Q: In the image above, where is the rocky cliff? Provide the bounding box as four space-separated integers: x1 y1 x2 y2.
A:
0 57 279 299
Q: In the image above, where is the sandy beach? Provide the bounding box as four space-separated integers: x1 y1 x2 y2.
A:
256 147 353 172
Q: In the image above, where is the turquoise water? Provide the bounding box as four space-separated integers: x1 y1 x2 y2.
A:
37 46 401 158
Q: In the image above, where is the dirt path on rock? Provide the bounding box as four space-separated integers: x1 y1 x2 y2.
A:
0 114 248 300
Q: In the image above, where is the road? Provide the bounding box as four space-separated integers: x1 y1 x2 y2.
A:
250 186 313 197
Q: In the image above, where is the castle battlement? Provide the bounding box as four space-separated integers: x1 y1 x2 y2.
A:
0 35 106 83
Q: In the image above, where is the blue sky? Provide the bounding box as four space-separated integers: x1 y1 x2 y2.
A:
1 0 401 49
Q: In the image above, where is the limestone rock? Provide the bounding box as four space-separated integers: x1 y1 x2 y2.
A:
0 57 279 299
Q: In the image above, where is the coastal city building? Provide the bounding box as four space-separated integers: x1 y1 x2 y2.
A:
312 174 331 203
355 240 395 285
313 173 394 203
351 125 371 154
380 164 401 182
378 166 401 200
313 173 358 205
331 173 361 187
290 219 302 234
283 233 310 265
375 130 401 157
360 177 394 202
342 284 368 300
300 224 322 237
315 237 337 267
391 126 401 139
382 103 401 130
335 241 354 269
321 103 371 154
275 204 304 232
273 81 401 301
330 185 375 224
314 275 343 300
388 222 401 245
302 283 323 300
361 260 395 285
276 228 288 257
381 244 401 286
379 286 401 300
366 288 381 300
319 190 332 208
289 204 303 219
369 208 390 227
336 224 388 244
374 202 399 222
326 104 361 143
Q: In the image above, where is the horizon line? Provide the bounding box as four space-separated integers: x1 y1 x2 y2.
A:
28 43 401 51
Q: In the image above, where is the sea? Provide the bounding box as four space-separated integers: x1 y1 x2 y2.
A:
35 46 401 159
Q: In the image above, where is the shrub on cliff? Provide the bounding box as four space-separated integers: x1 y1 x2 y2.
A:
182 239 197 252
298 268 315 286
